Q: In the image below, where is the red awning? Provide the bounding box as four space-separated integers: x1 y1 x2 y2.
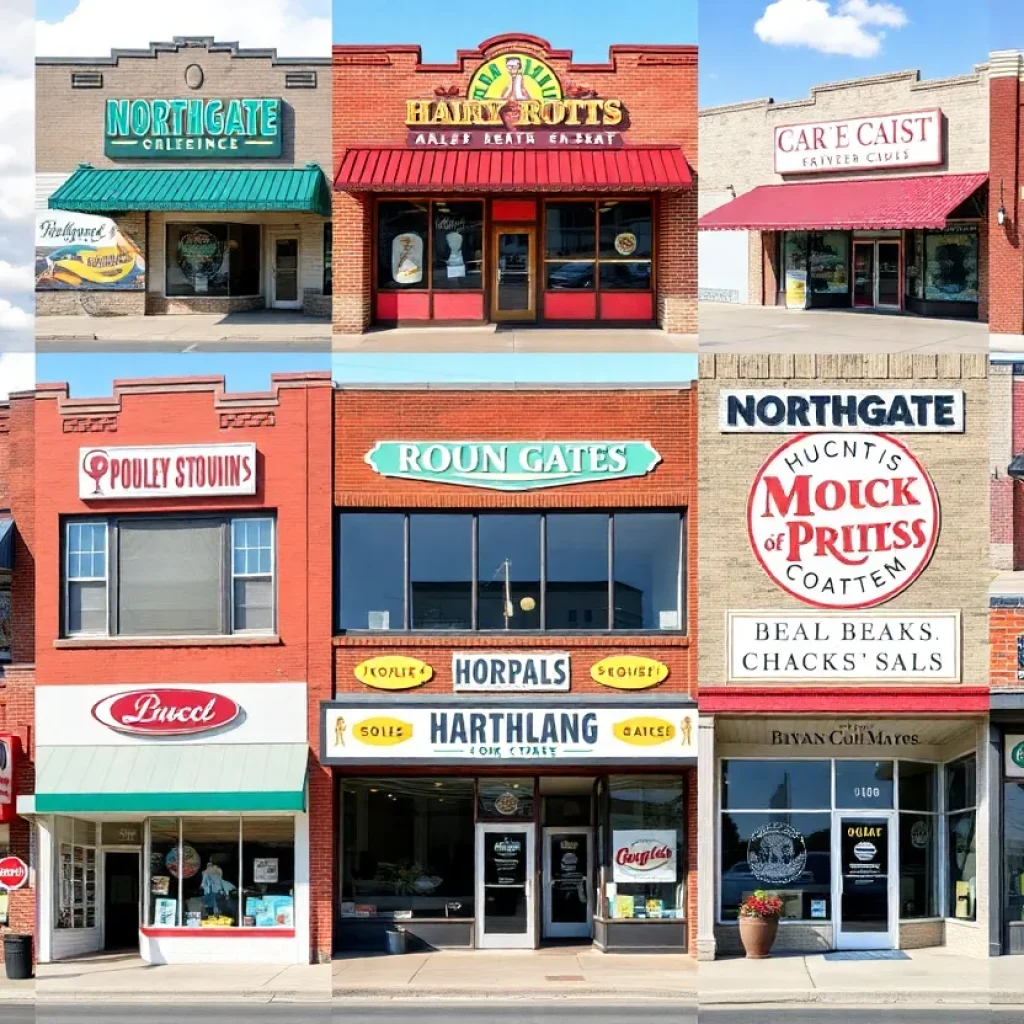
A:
334 147 692 192
699 172 988 231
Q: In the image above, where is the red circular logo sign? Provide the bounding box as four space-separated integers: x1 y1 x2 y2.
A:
0 856 28 890
614 840 673 872
747 433 939 610
91 689 241 736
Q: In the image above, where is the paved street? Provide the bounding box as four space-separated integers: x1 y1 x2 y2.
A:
703 1011 1023 1023
698 301 989 353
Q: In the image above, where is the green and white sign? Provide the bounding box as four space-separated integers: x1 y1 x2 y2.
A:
1008 735 1024 778
105 98 282 159
364 441 661 491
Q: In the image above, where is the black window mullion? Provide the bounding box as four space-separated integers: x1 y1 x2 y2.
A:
680 509 688 634
539 514 547 631
403 513 410 630
222 519 232 634
607 513 614 631
471 514 479 631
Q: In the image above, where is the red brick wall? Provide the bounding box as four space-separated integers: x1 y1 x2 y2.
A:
992 606 1024 687
332 35 697 333
32 374 334 963
990 71 1024 335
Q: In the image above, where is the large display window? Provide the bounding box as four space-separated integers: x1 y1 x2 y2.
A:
165 223 261 298
946 756 977 921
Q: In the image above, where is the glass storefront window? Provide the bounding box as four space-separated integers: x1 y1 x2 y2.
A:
338 511 684 633
610 776 684 918
166 223 260 297
947 756 977 921
180 818 239 928
834 761 894 809
377 201 429 290
546 202 596 259
432 202 484 290
1004 782 1024 933
148 818 180 927
898 762 938 919
341 778 475 919
598 200 653 292
56 818 97 930
241 818 296 929
721 760 831 811
808 232 849 295
923 226 978 302
409 514 472 629
478 779 536 821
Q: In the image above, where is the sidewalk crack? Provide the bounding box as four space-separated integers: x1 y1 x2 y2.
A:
802 956 816 990
406 955 431 985
259 967 289 989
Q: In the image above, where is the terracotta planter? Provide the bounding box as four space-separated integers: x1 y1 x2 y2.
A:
738 915 779 959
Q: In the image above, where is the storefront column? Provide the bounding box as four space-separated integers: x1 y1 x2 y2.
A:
696 714 717 960
332 191 372 334
295 811 311 965
988 720 1004 956
36 817 54 964
991 363 1015 569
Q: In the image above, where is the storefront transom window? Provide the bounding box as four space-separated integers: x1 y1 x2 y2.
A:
337 510 685 632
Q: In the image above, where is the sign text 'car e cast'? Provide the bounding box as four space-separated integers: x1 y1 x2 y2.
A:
747 433 940 609
364 441 660 491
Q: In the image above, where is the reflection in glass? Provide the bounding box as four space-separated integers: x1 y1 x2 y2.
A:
546 514 608 630
496 233 531 311
899 811 937 918
339 513 405 630
924 227 979 301
808 232 849 294
432 201 484 290
721 759 831 811
899 762 937 812
478 515 540 630
834 760 894 809
410 514 472 629
1003 783 1024 935
613 513 680 629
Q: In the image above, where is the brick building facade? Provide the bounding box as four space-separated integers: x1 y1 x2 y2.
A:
697 354 991 960
18 372 334 965
36 37 331 320
699 67 989 320
332 34 697 334
324 387 699 953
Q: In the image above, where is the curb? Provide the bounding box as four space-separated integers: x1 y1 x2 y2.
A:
332 988 695 1002
700 989 991 1007
35 992 332 1005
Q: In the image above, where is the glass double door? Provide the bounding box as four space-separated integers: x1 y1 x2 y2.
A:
476 823 594 947
833 812 897 950
853 240 901 310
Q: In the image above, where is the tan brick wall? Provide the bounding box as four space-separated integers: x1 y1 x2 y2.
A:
697 354 991 693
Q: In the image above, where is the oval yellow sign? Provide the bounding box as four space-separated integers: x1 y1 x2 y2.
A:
591 655 669 690
353 716 414 746
354 656 433 690
613 716 676 746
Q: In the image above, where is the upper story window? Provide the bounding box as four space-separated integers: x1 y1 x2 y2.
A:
63 515 276 639
337 510 685 633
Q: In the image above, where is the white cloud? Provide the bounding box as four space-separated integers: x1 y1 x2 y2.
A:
0 299 31 330
0 353 35 396
37 0 331 57
0 263 33 294
755 0 908 58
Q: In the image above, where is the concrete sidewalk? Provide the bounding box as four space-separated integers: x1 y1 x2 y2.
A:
32 955 331 1004
332 948 697 1001
699 950 993 1007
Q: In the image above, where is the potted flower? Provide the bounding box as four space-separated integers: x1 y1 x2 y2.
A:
738 890 783 959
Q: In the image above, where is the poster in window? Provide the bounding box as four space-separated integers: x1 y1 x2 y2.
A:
785 270 807 310
924 228 978 301
392 233 424 284
153 898 177 926
150 875 170 896
840 821 887 878
176 227 227 289
484 833 527 887
253 858 279 884
165 844 201 879
612 830 676 883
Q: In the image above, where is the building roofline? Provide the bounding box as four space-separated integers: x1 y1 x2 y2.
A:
700 64 989 118
332 381 695 391
37 35 330 66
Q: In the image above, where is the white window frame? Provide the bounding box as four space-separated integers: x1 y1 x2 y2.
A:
64 520 109 637
230 517 277 634
55 819 98 931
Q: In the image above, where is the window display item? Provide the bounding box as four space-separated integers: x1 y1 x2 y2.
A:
253 858 279 884
445 232 465 278
165 844 201 879
392 233 423 285
153 898 177 926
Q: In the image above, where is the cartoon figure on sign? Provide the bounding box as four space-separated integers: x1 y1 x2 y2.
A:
500 57 531 101
681 716 692 748
200 856 238 919
335 716 346 749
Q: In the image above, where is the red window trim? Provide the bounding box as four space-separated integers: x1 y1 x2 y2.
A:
140 927 295 939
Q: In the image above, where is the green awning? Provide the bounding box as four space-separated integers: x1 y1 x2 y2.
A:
49 165 331 216
34 744 308 814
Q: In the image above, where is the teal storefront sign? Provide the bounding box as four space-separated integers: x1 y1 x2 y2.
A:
105 98 282 159
364 440 661 491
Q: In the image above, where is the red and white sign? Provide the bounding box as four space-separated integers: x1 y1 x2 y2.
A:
91 689 242 737
0 856 29 890
774 109 942 175
79 443 256 500
0 734 14 824
748 433 940 610
612 830 677 883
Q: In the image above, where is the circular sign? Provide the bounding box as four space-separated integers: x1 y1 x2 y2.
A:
467 53 563 103
166 843 201 880
747 433 939 609
92 689 241 737
176 227 224 282
0 856 28 890
1012 742 1024 769
747 822 807 885
494 792 520 816
614 232 637 256
854 841 877 862
910 820 929 849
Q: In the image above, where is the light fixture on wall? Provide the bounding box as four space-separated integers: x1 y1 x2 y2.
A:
999 180 1008 227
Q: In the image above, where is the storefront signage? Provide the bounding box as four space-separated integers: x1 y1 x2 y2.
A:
590 655 669 690
354 656 434 690
769 721 920 748
36 211 145 291
747 433 939 609
841 821 888 879
748 822 806 885
0 856 28 891
91 688 242 737
726 611 960 683
101 823 142 846
323 705 698 763
105 98 282 159
365 440 660 491
407 53 626 149
720 390 965 433
774 109 942 175
612 830 676 883
0 735 15 820
1005 734 1024 778
452 652 570 692
79 442 257 499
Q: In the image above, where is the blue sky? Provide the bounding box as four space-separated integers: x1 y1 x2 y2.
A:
992 0 1024 50
333 0 697 57
701 0 991 108
34 353 697 396
35 0 77 18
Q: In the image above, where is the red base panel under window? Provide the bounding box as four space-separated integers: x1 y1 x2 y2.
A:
543 292 597 320
600 292 653 321
376 292 429 321
433 292 484 320
492 199 537 222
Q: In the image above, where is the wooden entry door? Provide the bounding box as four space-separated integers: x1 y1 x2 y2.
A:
491 227 536 322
